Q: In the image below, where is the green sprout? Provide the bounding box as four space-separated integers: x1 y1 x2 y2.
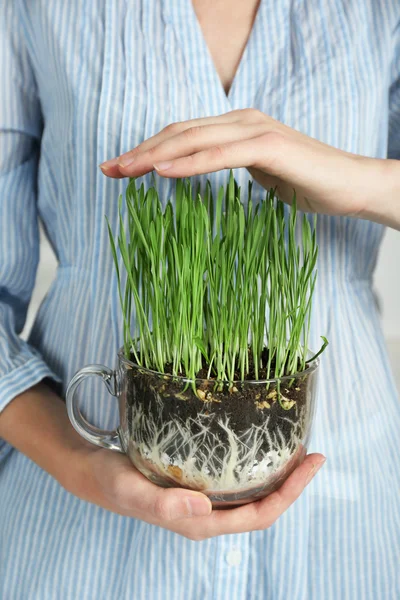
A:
107 172 328 383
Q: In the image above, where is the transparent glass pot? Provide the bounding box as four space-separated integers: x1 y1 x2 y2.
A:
66 350 319 507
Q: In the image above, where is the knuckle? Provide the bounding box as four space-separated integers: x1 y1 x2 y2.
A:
120 148 137 162
183 126 202 141
260 129 285 146
241 108 265 122
147 144 159 157
257 131 286 173
183 153 197 168
130 144 142 156
210 145 225 160
164 121 182 135
152 495 172 521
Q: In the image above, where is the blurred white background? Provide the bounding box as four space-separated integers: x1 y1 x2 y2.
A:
24 226 400 391
374 227 400 389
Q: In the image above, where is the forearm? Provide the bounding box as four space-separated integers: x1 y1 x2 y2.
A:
360 158 400 230
0 383 90 487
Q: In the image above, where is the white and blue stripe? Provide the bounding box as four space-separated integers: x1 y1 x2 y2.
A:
1 1 400 598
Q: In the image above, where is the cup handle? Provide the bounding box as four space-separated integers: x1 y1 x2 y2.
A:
66 364 123 453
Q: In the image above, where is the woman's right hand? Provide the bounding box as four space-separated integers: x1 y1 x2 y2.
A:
69 443 325 541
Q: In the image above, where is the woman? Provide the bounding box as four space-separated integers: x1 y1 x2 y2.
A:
0 1 399 598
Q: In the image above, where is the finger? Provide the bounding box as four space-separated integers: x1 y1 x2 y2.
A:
99 112 242 178
132 112 243 155
149 132 286 179
112 123 268 178
189 453 326 538
109 463 212 521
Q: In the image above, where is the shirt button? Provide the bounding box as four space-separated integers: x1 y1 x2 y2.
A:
226 549 242 567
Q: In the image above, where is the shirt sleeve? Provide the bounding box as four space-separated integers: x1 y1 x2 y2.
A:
0 3 61 461
388 14 400 159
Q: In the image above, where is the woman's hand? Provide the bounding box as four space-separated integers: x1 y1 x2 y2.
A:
100 109 400 229
70 444 325 541
0 382 325 541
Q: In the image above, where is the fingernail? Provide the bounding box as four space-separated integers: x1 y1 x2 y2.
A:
153 161 173 171
185 495 212 517
118 155 135 169
305 458 326 485
99 157 119 171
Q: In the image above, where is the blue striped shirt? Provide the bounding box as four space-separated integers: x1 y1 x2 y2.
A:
1 1 400 598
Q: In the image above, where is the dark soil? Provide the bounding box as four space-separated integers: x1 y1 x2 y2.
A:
126 350 313 454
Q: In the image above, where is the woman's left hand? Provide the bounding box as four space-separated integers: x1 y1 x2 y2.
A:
100 109 400 229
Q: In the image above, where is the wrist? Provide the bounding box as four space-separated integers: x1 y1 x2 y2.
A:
360 158 400 229
0 382 97 491
59 444 98 501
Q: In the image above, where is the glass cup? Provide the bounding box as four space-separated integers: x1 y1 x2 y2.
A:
66 349 319 507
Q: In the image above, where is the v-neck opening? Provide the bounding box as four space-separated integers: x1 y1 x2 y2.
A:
191 0 263 101
165 0 266 111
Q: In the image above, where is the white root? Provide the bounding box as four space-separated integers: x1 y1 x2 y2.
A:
125 401 307 492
